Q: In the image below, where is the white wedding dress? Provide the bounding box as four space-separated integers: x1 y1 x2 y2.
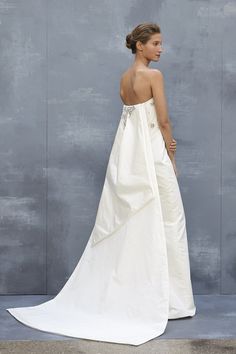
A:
6 97 196 346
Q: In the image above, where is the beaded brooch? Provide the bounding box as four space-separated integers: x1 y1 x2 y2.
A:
121 106 136 128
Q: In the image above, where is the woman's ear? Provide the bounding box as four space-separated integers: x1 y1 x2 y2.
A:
136 40 143 51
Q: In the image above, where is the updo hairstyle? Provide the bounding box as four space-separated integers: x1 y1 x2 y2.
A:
126 22 161 54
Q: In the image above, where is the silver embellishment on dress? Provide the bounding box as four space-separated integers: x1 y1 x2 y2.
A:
150 123 155 128
122 105 135 128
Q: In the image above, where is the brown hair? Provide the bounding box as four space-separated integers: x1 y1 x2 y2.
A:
126 22 161 54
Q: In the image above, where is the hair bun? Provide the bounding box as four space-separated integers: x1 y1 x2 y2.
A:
125 33 133 49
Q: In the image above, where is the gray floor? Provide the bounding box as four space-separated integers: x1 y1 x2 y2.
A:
0 339 236 354
1 295 236 353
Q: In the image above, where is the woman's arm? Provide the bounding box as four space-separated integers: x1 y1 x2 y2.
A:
150 69 176 161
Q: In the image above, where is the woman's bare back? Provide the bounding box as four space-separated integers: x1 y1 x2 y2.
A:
120 67 153 105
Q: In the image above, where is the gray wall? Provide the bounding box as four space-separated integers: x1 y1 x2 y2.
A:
0 0 235 295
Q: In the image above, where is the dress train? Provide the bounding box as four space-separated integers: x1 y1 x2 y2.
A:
6 97 196 346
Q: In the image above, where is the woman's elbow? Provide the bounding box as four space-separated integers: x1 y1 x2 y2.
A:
159 118 171 129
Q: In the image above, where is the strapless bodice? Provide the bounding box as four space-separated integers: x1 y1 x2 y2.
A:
121 97 157 130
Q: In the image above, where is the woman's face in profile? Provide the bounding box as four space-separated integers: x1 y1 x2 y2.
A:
138 33 163 61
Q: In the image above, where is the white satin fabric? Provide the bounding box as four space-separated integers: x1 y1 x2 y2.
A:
6 97 196 346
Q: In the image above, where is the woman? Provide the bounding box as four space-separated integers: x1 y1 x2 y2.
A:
121 24 177 174
6 22 196 346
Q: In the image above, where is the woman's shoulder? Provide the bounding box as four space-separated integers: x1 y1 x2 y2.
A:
120 67 154 80
137 68 164 85
148 68 164 80
120 68 163 87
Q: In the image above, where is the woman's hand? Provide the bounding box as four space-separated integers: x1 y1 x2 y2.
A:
169 138 177 153
168 139 179 176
